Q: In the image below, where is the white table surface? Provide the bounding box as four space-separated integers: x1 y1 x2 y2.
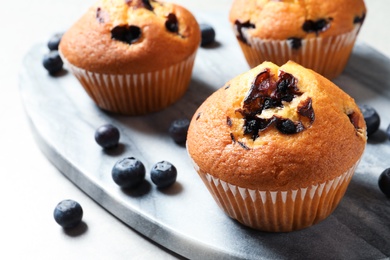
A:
1 1 389 259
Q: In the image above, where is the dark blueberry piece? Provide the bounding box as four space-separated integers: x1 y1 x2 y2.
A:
378 168 390 197
234 20 255 45
359 105 380 137
112 157 146 189
276 118 304 134
111 25 141 44
53 200 83 228
244 118 261 140
165 13 179 33
95 124 120 149
169 118 190 144
297 98 315 123
275 71 300 104
141 0 153 11
276 118 296 134
263 97 275 109
150 161 177 188
243 69 272 114
354 13 366 24
42 50 63 75
276 71 299 95
199 23 216 46
243 116 275 140
281 94 293 102
47 33 63 50
288 37 302 50
277 79 289 93
302 18 331 34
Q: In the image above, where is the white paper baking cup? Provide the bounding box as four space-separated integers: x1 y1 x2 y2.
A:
237 26 361 79
62 52 197 115
192 159 359 232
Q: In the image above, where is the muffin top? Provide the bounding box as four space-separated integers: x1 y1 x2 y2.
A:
59 0 200 74
187 61 367 190
229 0 366 44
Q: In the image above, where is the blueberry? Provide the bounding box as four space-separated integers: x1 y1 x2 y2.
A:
95 124 120 149
302 18 331 34
288 37 302 50
379 168 390 197
354 13 366 24
42 50 63 75
359 105 380 137
150 161 177 188
234 20 255 44
165 13 179 33
199 23 216 46
276 119 297 134
112 157 145 188
111 25 141 44
53 200 83 228
169 118 189 144
48 33 63 50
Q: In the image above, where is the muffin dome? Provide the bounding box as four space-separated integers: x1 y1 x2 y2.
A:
187 61 366 191
229 0 366 42
60 0 200 74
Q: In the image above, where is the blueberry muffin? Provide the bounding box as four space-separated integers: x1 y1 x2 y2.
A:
229 0 366 79
187 61 366 232
59 0 200 115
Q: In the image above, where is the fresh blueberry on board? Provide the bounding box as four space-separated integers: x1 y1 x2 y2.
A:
53 200 83 228
169 118 190 144
42 50 63 75
95 124 120 149
47 33 63 51
199 23 216 46
150 161 177 188
112 157 146 189
379 168 390 197
359 105 380 137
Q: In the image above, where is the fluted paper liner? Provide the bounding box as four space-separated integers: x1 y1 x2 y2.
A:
237 26 360 79
193 160 359 232
63 52 196 115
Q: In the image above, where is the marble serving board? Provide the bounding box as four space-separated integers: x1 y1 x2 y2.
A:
19 11 390 260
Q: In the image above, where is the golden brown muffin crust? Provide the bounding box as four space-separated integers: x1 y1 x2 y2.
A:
59 0 200 74
229 0 366 40
187 61 366 190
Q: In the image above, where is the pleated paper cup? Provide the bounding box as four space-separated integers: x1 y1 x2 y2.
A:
191 159 359 232
62 52 197 115
237 26 361 80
